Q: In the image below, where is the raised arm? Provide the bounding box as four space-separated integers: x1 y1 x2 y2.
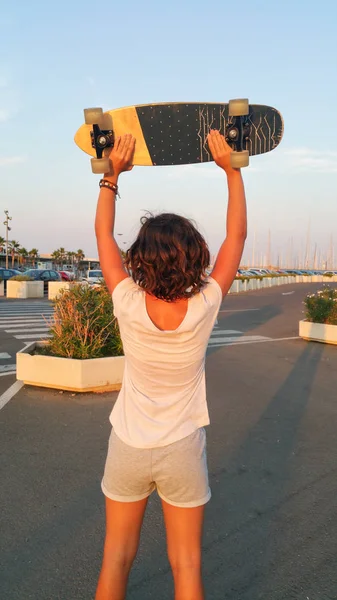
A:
95 134 135 294
207 130 247 297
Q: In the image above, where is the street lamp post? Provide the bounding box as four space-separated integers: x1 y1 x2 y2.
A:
3 210 12 269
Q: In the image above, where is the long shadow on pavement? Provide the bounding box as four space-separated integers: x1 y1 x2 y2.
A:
203 342 334 599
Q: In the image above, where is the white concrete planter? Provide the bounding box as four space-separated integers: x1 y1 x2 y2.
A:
0 281 4 296
48 281 72 300
299 320 337 345
7 280 44 298
16 342 125 392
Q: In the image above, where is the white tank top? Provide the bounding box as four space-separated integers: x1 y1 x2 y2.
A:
110 276 222 448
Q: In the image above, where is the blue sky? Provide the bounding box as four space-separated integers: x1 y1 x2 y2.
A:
1 0 337 267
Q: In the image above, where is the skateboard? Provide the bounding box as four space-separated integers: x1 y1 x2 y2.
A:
74 100 283 173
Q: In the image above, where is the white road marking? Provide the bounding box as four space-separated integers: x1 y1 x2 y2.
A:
15 333 51 339
0 321 51 327
209 336 300 347
282 291 295 295
218 308 260 313
0 380 24 411
4 327 50 333
0 352 11 359
0 364 16 373
0 370 16 377
210 329 242 336
209 335 270 345
0 312 53 321
0 302 54 343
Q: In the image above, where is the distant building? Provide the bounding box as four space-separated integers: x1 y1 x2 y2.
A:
0 251 100 271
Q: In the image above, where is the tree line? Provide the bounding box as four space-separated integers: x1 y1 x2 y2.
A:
0 237 85 270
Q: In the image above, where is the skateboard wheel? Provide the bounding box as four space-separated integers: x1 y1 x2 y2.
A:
228 99 249 117
230 150 249 169
91 157 111 174
84 107 104 125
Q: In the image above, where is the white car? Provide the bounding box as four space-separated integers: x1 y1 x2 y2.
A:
82 270 104 285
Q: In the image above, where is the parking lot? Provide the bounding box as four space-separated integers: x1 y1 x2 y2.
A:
1 283 337 599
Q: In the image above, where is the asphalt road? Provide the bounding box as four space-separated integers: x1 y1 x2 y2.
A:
1 282 337 600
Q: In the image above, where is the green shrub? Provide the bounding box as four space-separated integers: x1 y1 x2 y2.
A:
304 286 337 325
323 272 333 278
9 275 34 281
39 282 123 359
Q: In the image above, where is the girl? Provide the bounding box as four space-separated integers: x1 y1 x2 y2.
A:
95 130 247 600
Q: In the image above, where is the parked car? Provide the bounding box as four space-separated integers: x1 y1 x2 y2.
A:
24 269 61 281
82 270 104 285
237 269 254 277
0 268 22 280
59 270 75 281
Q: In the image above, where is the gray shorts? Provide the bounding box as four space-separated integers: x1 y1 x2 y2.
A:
101 427 211 508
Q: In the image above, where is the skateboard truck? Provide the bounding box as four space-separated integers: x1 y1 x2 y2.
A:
90 124 114 159
83 107 115 174
226 99 250 168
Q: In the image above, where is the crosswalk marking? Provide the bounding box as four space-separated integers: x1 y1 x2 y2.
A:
4 327 51 333
210 329 242 336
0 302 271 350
208 327 271 347
0 313 53 318
0 320 52 327
0 301 53 344
0 364 16 373
210 335 270 345
14 333 52 339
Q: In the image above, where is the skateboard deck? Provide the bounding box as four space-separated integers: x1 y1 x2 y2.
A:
74 102 283 169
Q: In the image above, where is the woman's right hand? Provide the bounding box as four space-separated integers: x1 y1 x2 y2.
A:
207 129 238 175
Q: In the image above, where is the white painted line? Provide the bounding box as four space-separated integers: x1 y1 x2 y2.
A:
0 370 16 377
0 364 16 373
0 380 23 410
209 335 270 344
0 321 49 327
210 329 242 336
0 311 54 321
5 328 50 333
14 333 51 339
0 352 11 359
208 336 300 347
282 291 295 295
0 313 54 323
218 309 260 313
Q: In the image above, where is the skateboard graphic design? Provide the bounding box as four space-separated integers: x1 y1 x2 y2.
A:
74 100 283 173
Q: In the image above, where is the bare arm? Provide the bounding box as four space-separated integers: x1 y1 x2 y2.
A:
95 135 135 294
207 130 247 296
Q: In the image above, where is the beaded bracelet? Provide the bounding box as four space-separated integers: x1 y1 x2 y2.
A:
99 179 120 198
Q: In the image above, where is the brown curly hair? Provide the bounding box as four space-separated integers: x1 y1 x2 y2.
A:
125 213 210 301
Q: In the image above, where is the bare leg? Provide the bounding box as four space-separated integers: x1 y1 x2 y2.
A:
95 496 148 600
161 499 205 600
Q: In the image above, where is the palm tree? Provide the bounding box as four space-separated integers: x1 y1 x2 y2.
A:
8 240 21 268
67 251 76 268
18 247 28 267
52 247 68 270
58 247 67 267
0 236 5 254
51 250 61 269
28 248 39 268
75 249 85 276
76 249 85 262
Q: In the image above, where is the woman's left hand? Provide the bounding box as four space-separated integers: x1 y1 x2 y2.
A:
107 134 136 177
